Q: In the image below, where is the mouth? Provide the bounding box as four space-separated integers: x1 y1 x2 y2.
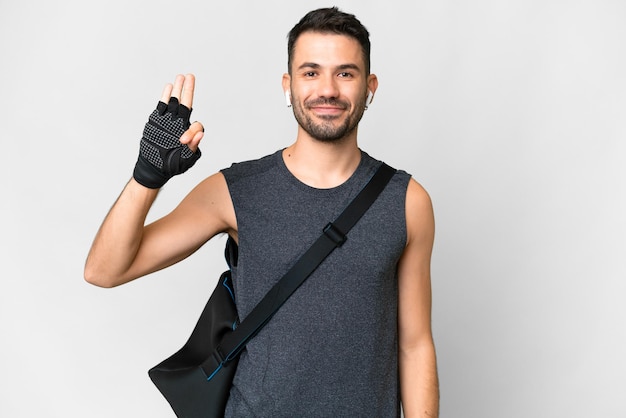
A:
306 99 348 117
310 106 345 117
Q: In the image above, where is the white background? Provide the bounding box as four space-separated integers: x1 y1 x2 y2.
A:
1 1 624 417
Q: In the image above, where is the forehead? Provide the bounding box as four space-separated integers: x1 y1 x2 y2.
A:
292 31 364 69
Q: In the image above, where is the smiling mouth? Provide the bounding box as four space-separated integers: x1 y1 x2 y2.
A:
306 98 348 110
311 106 345 116
306 100 348 118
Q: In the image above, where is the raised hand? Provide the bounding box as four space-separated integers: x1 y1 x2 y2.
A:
133 74 205 189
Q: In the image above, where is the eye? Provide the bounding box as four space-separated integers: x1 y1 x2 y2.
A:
338 72 353 78
303 71 317 77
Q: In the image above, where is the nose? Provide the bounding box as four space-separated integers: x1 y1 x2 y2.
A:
317 74 339 99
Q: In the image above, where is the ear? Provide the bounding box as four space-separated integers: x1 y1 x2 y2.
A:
366 74 379 105
282 73 291 107
282 73 291 99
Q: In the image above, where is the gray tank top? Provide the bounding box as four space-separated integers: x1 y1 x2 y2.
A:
221 150 410 417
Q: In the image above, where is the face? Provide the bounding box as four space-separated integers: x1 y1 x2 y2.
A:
283 32 378 143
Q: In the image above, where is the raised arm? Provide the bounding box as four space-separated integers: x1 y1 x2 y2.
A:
397 178 439 417
84 74 235 288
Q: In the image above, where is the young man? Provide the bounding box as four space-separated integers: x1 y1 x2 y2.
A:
85 7 438 417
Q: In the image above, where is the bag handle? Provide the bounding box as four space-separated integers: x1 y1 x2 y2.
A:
209 162 396 369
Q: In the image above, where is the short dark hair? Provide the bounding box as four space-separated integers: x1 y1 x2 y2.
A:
287 7 371 75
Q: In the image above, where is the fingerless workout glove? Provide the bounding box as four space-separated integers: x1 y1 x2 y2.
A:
133 98 201 189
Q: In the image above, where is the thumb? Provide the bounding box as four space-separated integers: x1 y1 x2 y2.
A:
180 121 205 152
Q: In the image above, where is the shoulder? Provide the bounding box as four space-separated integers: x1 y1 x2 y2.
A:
221 150 281 185
406 178 432 212
405 178 435 246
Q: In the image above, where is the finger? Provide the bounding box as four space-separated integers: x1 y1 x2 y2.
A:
180 121 204 149
181 130 203 152
189 121 205 151
191 121 204 134
160 83 173 103
180 74 196 109
171 74 185 100
188 131 204 152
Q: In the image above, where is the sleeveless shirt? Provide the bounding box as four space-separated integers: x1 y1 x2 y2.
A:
221 150 411 417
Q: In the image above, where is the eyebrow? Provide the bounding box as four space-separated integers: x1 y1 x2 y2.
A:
297 62 362 72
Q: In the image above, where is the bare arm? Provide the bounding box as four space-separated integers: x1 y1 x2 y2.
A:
84 74 235 287
84 173 235 287
84 178 158 287
398 179 439 417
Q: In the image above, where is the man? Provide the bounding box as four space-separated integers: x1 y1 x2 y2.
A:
85 7 438 417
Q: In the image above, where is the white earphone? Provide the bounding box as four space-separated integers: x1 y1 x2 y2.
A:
366 91 373 107
285 91 292 107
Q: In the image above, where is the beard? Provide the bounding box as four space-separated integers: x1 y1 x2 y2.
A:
291 95 367 143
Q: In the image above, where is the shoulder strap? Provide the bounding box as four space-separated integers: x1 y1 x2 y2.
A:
213 163 396 366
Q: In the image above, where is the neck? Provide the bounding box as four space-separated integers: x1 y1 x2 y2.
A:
282 128 362 189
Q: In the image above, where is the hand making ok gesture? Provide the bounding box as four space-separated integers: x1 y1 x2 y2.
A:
133 74 205 189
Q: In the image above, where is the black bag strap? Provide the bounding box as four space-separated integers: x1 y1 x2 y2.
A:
213 162 396 366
